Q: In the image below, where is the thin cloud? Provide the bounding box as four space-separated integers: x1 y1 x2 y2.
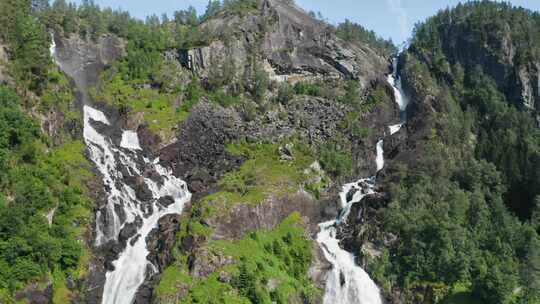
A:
386 0 409 42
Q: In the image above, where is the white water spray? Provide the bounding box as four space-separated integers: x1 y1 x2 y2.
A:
316 58 409 304
84 106 191 304
51 36 191 304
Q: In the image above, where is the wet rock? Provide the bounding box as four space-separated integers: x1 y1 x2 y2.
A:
134 176 153 202
119 216 143 245
103 240 124 271
340 271 346 287
157 195 175 207
133 282 154 304
54 33 125 105
113 203 127 224
309 243 332 292
143 167 164 186
146 214 182 272
346 187 358 203
130 234 141 246
337 192 390 269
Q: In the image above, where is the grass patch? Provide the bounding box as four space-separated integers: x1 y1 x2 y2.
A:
442 283 484 304
205 141 316 206
52 270 70 304
156 213 320 304
94 75 189 135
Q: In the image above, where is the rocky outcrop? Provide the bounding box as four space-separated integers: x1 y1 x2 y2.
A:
49 32 126 304
159 101 245 199
15 283 53 304
182 0 387 89
184 190 336 295
408 15 540 115
243 96 348 144
53 33 125 104
206 190 330 241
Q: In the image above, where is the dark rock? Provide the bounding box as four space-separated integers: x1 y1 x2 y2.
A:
15 283 53 304
279 143 294 161
159 102 245 200
119 216 143 245
181 234 196 252
158 195 175 207
336 192 390 270
134 176 153 202
133 281 154 304
130 234 141 246
137 123 162 153
102 240 125 271
146 214 182 272
346 187 358 203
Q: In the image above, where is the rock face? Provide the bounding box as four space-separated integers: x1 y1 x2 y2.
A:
159 102 245 199
53 33 125 104
406 15 540 116
182 189 336 294
50 33 126 304
46 2 398 303
207 190 329 240
182 0 387 88
243 96 348 144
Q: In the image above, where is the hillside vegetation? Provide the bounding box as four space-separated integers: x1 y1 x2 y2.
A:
366 2 540 304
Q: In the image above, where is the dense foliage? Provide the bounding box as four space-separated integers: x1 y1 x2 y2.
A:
0 0 52 92
0 1 95 301
406 0 540 219
336 20 397 57
369 2 540 304
0 87 93 299
156 213 318 304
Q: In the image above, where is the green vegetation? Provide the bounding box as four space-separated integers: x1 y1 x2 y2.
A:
209 141 317 206
319 142 353 177
369 2 540 304
0 87 93 300
155 213 319 304
0 0 51 92
155 140 326 303
336 20 397 56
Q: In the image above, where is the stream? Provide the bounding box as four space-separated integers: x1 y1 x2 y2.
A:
316 59 409 304
51 37 191 304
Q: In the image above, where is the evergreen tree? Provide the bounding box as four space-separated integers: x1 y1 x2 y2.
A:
522 235 540 302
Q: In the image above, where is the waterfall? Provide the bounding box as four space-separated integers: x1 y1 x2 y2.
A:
316 58 408 304
51 37 191 304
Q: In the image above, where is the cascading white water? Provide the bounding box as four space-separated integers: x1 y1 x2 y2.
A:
85 105 191 304
387 59 410 135
51 37 191 304
316 58 408 304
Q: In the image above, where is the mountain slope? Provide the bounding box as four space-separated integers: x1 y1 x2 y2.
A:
342 2 540 304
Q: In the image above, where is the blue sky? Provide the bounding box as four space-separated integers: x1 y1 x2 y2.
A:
70 0 540 44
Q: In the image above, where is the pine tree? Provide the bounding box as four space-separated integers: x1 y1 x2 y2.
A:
522 235 540 302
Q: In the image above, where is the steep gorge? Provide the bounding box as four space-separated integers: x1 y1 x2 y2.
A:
3 1 540 304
